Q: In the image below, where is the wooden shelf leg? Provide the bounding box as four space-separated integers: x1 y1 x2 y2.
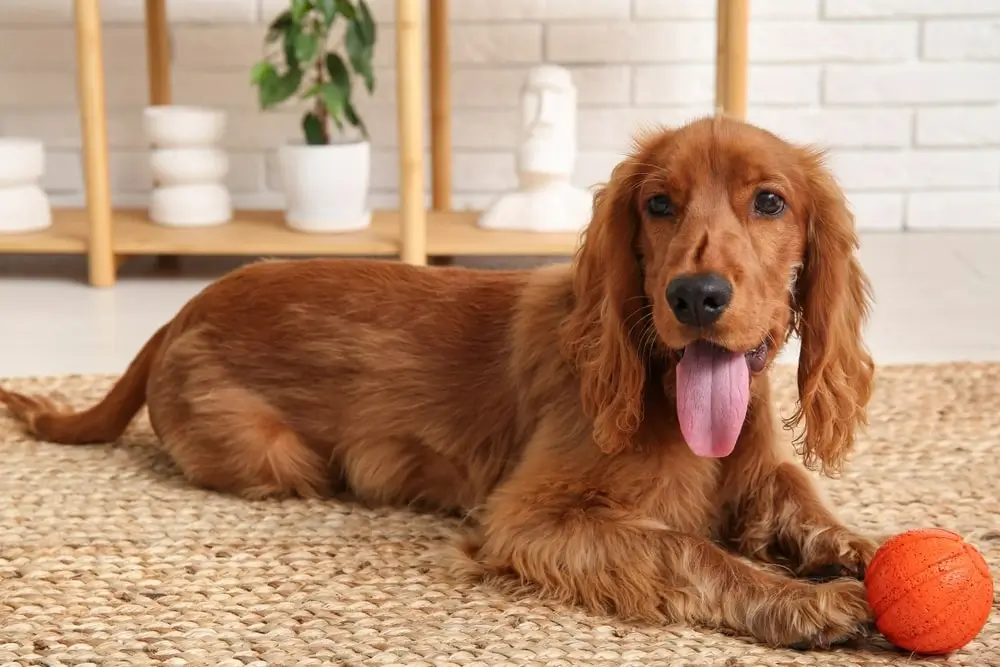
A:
396 0 427 266
145 0 177 271
74 0 116 287
145 0 172 106
715 0 750 120
429 0 452 212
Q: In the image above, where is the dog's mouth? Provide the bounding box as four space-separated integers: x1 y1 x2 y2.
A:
673 338 769 460
675 339 770 374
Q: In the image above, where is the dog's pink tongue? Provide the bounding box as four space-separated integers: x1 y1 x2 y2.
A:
675 341 750 458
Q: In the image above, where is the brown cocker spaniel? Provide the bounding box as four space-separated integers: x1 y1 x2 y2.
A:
1 115 877 648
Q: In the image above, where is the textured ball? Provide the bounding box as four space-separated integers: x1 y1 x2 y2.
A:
865 528 994 655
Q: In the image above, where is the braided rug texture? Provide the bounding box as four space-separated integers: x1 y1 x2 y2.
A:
0 364 997 667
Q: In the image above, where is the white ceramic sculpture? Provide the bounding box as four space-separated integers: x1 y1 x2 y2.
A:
478 65 593 233
0 138 52 233
143 105 232 227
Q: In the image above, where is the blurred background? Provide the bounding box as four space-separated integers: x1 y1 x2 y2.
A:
1 0 998 375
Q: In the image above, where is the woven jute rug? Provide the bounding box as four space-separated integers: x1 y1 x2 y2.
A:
0 364 998 667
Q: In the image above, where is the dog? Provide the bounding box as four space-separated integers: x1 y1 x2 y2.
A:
0 115 877 648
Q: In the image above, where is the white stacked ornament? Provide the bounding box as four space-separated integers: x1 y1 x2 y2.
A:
0 138 52 233
143 105 232 227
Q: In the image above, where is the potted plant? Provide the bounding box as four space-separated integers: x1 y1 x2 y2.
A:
251 0 377 232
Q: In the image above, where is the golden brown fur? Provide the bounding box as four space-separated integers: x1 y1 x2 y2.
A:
0 116 878 648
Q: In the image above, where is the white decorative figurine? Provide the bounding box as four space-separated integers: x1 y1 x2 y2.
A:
478 65 593 233
143 105 232 227
0 137 52 233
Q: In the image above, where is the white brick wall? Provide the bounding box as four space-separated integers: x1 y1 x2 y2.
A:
1 0 999 230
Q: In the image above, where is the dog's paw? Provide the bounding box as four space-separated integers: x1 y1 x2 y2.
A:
781 578 874 650
798 531 880 582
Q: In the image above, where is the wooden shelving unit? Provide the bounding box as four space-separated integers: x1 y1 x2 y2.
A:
0 208 583 258
3 209 401 257
0 0 750 287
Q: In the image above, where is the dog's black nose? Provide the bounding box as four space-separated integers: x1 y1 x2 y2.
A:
666 273 733 327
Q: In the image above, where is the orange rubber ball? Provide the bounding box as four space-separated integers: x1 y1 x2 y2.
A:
864 528 994 655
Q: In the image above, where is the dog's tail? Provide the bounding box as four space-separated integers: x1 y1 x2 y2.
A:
0 324 169 444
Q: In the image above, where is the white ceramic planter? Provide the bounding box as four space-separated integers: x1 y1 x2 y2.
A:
279 140 371 233
0 185 52 233
143 105 226 148
150 184 232 227
0 138 51 233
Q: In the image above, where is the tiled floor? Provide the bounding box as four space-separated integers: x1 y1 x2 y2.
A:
2 230 999 379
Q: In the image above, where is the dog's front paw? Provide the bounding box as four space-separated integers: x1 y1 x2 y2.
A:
798 531 880 583
782 578 874 650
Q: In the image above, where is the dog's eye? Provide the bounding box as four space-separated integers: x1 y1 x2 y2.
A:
753 191 786 217
646 194 676 218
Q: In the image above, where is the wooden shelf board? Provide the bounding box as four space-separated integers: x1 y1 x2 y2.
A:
0 208 584 258
0 208 401 257
0 214 89 254
427 210 583 256
111 209 400 256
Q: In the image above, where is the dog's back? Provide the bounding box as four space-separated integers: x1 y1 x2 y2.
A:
2 258 569 507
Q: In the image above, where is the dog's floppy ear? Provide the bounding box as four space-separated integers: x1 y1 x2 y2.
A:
561 153 649 456
786 149 875 476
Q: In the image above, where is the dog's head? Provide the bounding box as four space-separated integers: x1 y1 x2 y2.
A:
562 115 874 475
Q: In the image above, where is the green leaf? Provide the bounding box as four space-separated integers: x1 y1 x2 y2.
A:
349 50 375 93
335 0 356 20
255 66 280 108
318 0 339 24
300 82 321 100
325 53 350 90
356 0 376 44
345 19 363 59
331 112 345 132
259 67 302 109
293 30 318 63
250 61 276 85
317 81 347 120
302 112 327 145
362 63 375 93
361 65 375 93
345 21 376 93
283 22 301 69
266 10 292 42
291 0 311 22
279 68 304 100
344 99 368 139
